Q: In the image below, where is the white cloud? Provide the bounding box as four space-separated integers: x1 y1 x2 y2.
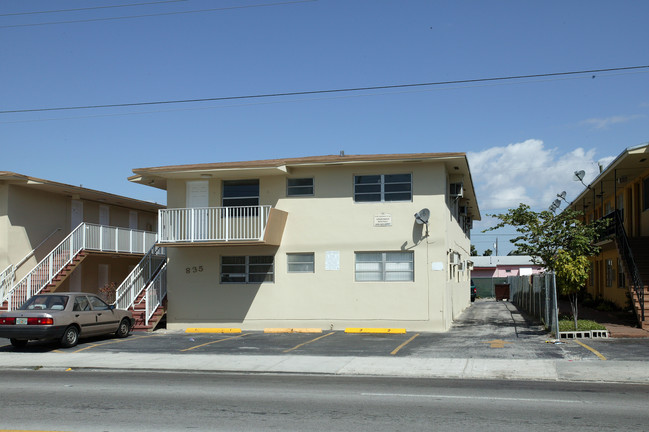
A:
468 139 604 213
580 114 645 130
467 139 610 255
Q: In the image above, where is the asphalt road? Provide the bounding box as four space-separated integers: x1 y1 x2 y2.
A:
0 370 647 432
2 300 647 361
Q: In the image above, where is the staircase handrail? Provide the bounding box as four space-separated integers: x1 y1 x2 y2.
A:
144 261 167 326
607 210 644 321
0 264 15 305
114 244 166 311
4 223 158 310
5 223 86 310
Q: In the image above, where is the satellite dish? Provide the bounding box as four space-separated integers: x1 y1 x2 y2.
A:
557 191 567 200
553 199 561 208
414 208 430 225
573 170 586 182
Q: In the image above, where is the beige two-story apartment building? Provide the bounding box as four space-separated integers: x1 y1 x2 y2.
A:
0 172 162 310
129 153 480 332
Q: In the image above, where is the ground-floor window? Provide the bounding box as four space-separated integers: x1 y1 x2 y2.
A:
221 256 274 283
617 258 626 289
355 251 414 282
287 253 315 273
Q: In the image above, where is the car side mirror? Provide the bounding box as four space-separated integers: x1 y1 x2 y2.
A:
109 305 115 310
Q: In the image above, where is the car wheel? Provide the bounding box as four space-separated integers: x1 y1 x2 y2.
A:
115 318 131 338
60 325 79 348
10 338 28 348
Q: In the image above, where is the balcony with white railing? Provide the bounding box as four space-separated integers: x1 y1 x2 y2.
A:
157 206 288 245
4 223 158 310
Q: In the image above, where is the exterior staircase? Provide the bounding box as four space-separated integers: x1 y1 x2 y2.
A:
626 238 649 330
130 290 166 332
41 251 88 293
114 246 167 332
1 223 158 311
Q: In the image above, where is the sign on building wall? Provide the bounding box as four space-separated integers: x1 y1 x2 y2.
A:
325 251 340 271
373 214 392 227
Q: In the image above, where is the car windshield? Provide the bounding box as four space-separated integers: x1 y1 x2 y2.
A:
19 295 69 311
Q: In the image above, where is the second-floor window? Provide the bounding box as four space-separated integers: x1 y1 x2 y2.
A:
354 174 412 202
287 178 314 196
223 179 259 207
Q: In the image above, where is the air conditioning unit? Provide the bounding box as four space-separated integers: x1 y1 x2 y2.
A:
450 183 463 198
449 252 460 265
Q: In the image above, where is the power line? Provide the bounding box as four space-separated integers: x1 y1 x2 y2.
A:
0 69 641 124
0 0 188 17
0 0 317 28
1 65 647 115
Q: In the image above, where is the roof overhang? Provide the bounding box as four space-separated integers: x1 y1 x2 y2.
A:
0 171 163 212
568 143 649 211
129 152 481 220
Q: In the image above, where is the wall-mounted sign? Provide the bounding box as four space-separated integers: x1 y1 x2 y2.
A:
373 214 392 227
325 251 340 271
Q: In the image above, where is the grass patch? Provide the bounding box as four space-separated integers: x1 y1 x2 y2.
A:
559 320 607 332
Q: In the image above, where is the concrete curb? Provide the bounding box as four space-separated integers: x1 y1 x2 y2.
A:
1 352 648 384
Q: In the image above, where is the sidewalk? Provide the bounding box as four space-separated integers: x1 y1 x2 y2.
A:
1 351 648 385
557 299 649 338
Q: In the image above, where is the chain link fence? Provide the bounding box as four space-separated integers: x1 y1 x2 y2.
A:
507 273 560 337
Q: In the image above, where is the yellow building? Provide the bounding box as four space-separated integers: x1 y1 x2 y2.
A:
568 144 649 329
129 153 480 332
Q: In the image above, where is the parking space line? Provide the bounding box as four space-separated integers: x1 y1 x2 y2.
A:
283 331 334 353
64 334 161 354
390 333 420 355
574 339 607 360
180 333 251 352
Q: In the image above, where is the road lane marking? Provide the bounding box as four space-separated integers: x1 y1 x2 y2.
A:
283 331 334 353
391 333 420 355
574 339 607 360
361 393 581 403
180 333 250 352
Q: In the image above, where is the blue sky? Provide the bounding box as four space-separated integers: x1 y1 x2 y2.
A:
1 0 648 254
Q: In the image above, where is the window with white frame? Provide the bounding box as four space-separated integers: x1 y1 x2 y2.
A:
287 253 315 273
287 178 314 196
354 174 412 202
355 252 414 282
221 256 274 283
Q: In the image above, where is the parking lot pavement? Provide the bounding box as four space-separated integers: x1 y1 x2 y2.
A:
1 300 647 362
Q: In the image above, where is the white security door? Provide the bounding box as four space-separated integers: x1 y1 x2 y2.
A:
129 211 138 230
70 267 82 292
99 205 110 226
71 200 83 230
186 180 209 240
186 181 209 208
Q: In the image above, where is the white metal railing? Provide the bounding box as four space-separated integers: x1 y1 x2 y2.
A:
114 245 166 311
4 223 157 311
158 206 272 243
144 262 167 325
0 264 15 306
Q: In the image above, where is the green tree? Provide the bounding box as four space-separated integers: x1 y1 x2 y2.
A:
470 245 478 256
483 249 493 256
485 203 608 328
